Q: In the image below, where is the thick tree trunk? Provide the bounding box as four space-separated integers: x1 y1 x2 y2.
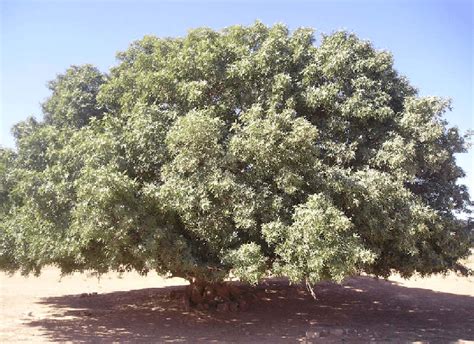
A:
183 280 248 311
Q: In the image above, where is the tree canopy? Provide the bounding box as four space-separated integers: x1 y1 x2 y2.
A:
1 22 472 286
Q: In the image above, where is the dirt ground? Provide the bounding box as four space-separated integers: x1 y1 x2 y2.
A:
1 256 473 343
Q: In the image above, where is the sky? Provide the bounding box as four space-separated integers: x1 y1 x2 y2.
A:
1 0 473 193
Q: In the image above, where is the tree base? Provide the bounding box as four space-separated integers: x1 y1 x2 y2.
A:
182 281 249 312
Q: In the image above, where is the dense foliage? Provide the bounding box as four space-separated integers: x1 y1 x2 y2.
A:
1 23 472 286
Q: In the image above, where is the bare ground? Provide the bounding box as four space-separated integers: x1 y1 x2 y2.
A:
1 259 473 343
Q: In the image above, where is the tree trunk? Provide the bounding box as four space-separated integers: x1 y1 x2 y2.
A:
183 280 246 311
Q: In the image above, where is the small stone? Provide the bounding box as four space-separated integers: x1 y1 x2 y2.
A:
332 328 345 336
306 328 329 338
319 330 329 337
214 295 225 303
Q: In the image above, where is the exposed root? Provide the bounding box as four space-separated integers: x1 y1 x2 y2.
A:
305 278 318 300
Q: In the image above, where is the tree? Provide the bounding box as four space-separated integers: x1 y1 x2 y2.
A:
1 22 472 308
42 64 106 128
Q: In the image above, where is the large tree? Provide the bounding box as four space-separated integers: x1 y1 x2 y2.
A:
1 23 472 306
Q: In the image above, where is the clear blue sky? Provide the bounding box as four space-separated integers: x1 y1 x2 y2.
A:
1 0 473 193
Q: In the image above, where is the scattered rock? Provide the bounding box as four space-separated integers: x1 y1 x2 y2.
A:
306 327 330 338
301 339 314 344
319 330 329 337
306 330 327 339
214 295 225 304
